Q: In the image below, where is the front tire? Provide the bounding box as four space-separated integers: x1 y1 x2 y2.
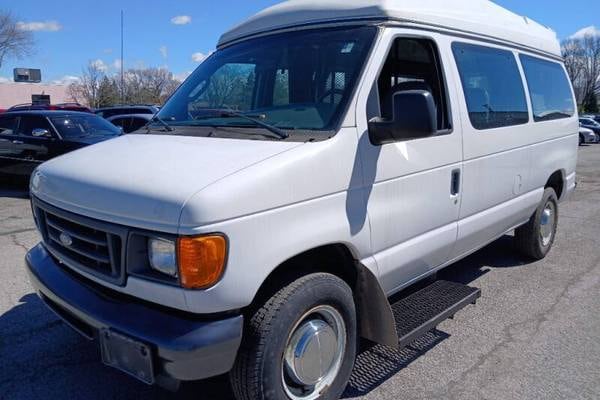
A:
515 188 559 260
230 273 356 400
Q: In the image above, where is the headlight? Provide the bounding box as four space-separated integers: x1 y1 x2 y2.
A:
148 238 177 277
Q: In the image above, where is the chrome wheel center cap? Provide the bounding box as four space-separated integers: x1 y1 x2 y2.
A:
285 320 338 386
540 204 555 246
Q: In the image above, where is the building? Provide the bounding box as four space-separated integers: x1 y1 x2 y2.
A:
0 82 72 109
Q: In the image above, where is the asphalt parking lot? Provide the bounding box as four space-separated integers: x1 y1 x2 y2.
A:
1 145 599 400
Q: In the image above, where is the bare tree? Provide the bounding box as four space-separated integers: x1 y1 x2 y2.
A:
67 62 106 108
0 11 34 69
119 67 180 105
563 33 600 112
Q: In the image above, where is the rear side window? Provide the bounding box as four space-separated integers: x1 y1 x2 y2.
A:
0 116 18 135
519 55 575 122
452 43 529 130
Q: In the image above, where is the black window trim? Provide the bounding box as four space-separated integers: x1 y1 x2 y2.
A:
451 41 531 132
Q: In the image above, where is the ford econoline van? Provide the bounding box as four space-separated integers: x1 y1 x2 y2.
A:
25 1 578 399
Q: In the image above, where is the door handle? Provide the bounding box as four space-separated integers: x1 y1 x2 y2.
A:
12 140 24 144
451 169 461 196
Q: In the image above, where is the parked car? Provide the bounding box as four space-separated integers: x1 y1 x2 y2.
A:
0 111 121 180
7 102 93 113
25 1 578 399
95 105 159 119
107 113 152 133
581 114 600 124
579 117 600 136
579 126 598 145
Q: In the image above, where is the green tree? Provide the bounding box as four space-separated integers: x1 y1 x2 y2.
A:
97 76 119 107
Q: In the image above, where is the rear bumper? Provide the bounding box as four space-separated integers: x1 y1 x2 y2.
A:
26 243 243 383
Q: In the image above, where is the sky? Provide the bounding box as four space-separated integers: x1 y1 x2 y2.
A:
0 0 599 84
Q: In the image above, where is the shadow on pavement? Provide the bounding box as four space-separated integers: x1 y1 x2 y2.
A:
343 234 532 397
0 235 530 399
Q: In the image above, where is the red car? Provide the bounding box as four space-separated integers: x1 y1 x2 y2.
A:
6 102 93 113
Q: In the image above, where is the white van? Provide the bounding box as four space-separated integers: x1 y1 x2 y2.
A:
26 1 578 398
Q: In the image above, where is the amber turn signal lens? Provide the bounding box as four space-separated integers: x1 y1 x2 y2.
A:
177 235 227 289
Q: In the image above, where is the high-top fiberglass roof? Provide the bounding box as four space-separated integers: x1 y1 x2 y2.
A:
218 0 560 57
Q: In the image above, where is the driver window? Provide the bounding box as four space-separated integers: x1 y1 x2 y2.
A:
17 116 53 137
374 38 451 132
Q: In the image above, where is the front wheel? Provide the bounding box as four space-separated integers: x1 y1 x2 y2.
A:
515 188 559 260
230 273 357 400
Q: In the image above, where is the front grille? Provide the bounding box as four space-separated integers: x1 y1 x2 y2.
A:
33 197 128 286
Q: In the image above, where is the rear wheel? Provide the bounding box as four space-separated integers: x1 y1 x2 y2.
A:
515 188 559 260
579 134 584 145
230 273 356 400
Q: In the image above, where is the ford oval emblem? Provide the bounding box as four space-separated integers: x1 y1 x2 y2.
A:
59 232 73 247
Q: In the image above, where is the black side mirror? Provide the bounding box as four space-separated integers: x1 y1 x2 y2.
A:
368 90 437 145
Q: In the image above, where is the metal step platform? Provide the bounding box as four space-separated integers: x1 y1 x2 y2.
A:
391 280 481 349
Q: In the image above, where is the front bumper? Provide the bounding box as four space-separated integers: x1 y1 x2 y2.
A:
26 243 243 384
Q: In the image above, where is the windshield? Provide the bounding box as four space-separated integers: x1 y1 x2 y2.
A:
51 115 121 139
156 26 377 133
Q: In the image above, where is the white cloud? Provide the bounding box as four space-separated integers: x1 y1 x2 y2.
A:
192 51 213 63
0 76 10 84
51 75 80 85
112 59 122 70
103 48 113 54
160 45 168 59
570 26 600 40
174 71 192 82
171 15 192 25
90 59 108 72
17 21 62 32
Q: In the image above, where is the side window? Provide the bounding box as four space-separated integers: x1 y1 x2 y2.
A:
452 43 529 130
519 55 575 122
129 117 148 132
111 117 129 130
376 38 451 131
0 116 18 135
17 116 53 137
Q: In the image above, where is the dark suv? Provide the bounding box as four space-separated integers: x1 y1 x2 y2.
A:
0 111 121 180
95 105 159 119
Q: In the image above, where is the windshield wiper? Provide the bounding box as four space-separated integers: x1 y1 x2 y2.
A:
194 109 289 140
148 115 174 132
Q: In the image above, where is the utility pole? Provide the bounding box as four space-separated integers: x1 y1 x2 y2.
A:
120 10 124 104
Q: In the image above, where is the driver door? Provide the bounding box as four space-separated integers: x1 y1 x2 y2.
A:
356 29 464 294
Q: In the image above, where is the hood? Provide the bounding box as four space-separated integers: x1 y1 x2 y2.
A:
31 134 302 232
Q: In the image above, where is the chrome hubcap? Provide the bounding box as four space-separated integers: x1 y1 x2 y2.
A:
282 305 346 400
540 202 555 246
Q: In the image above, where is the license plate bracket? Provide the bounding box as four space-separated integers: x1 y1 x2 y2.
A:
100 329 155 385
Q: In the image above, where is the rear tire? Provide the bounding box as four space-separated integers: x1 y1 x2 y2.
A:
515 188 558 260
579 134 584 146
230 273 357 400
